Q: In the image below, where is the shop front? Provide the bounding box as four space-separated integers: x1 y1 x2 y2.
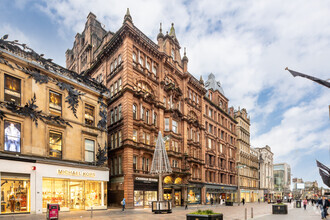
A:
38 164 108 212
0 158 109 214
205 184 237 204
42 178 106 212
1 173 30 214
163 176 185 206
133 177 158 208
187 184 202 204
240 189 261 202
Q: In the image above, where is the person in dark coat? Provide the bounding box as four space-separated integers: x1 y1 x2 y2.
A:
242 198 245 205
210 197 214 205
318 196 330 219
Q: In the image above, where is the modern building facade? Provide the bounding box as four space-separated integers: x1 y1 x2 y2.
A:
66 11 238 208
234 108 259 202
255 145 274 202
273 163 291 199
0 38 109 214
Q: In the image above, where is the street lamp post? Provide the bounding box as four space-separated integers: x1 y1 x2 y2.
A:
237 165 246 205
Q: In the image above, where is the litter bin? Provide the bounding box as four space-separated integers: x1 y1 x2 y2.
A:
296 200 301 208
46 204 60 220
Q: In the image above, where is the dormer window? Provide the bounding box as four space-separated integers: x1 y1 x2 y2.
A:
171 49 175 60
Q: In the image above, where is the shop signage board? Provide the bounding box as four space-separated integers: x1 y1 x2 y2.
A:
57 169 95 177
135 177 158 183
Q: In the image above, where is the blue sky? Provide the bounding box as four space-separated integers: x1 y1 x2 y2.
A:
1 0 329 187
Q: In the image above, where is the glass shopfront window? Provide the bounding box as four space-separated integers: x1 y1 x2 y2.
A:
134 190 157 207
42 178 107 211
144 191 157 207
134 191 143 207
42 178 69 210
187 188 201 204
1 175 30 214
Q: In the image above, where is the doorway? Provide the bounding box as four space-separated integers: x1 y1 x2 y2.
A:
175 191 182 206
69 181 84 210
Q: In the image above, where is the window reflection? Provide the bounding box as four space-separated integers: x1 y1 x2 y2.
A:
4 75 21 104
49 91 62 116
49 132 62 159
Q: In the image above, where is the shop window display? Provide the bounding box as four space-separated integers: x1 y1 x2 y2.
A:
42 178 69 210
85 181 106 208
134 191 143 206
4 121 21 153
42 179 107 211
144 191 157 207
1 178 30 214
188 188 201 204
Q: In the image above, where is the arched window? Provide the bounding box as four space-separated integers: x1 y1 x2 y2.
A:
152 65 157 75
133 104 137 119
114 59 117 68
132 53 136 62
146 62 150 71
110 62 114 72
171 49 175 60
136 81 154 95
146 110 149 124
118 54 122 64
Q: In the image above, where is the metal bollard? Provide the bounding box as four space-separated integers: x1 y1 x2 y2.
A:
91 206 93 218
251 207 253 218
245 207 247 220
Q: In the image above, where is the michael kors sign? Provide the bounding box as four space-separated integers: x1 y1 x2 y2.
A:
57 169 96 177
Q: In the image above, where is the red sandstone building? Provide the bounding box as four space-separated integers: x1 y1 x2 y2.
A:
66 10 238 208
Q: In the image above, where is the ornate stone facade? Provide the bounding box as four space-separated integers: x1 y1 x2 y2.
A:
255 145 274 202
0 36 109 214
67 10 238 208
234 108 259 202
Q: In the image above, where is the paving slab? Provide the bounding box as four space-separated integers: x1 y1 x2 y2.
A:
0 202 321 220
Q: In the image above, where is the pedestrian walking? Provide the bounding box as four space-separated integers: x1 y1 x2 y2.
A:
317 196 329 219
210 197 214 205
258 198 260 203
242 198 245 206
303 198 307 210
121 198 126 211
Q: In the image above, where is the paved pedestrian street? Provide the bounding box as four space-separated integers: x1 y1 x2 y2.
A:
0 202 322 220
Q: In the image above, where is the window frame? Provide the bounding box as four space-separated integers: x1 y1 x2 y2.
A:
84 103 95 126
49 130 63 159
49 90 62 117
4 74 21 105
84 139 95 163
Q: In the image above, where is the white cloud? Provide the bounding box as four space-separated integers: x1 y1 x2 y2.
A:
0 24 31 45
35 0 330 183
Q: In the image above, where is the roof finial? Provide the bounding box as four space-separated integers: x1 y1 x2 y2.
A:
182 47 188 62
169 23 176 39
157 22 164 40
199 75 204 85
123 8 133 24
